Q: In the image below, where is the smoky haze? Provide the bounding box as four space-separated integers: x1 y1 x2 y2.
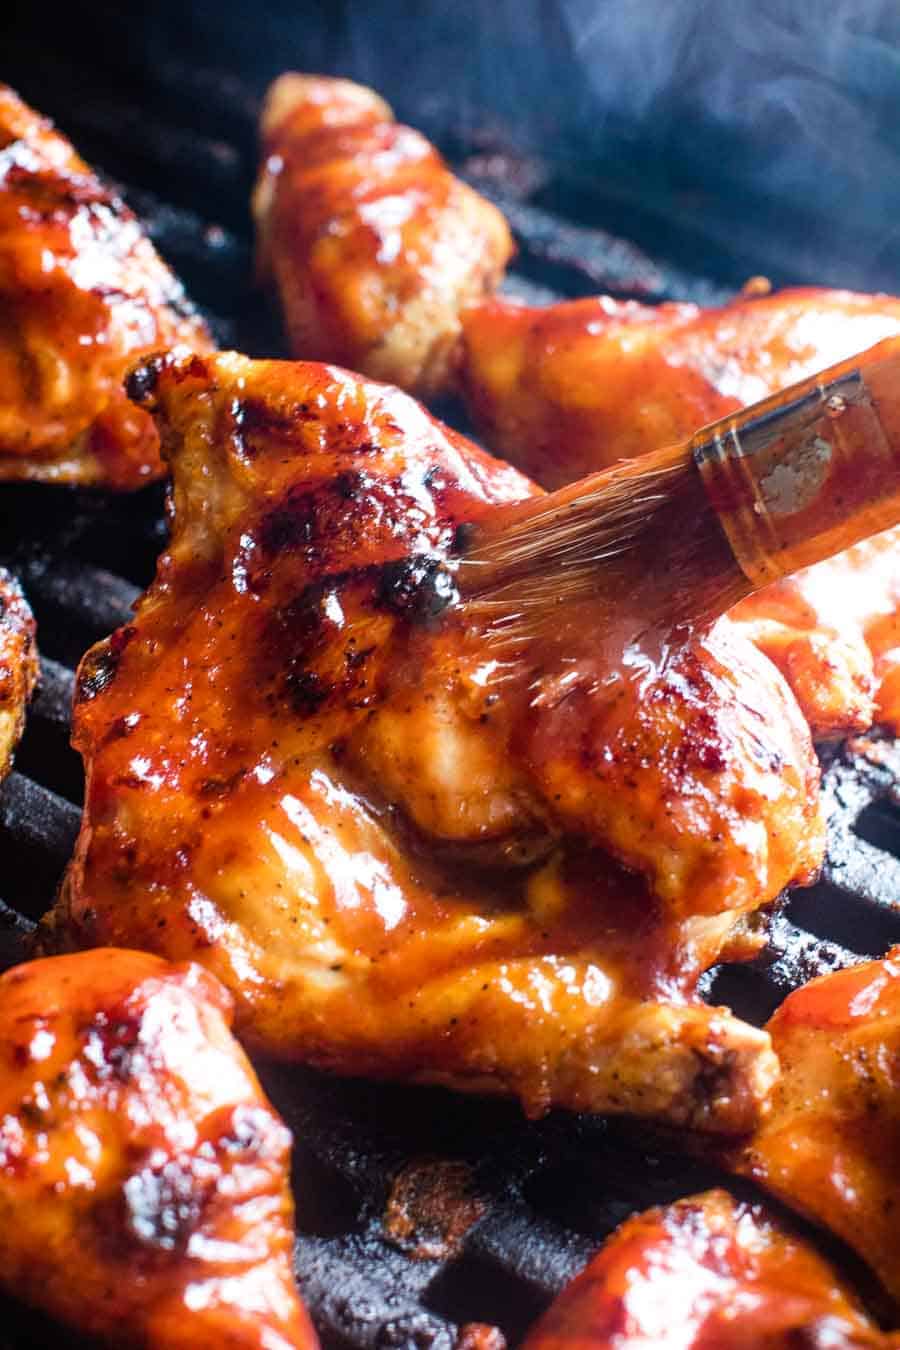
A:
8 0 900 292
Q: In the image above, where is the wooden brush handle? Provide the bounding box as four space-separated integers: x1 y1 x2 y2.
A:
693 337 900 586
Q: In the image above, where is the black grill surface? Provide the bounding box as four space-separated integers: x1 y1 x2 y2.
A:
1 47 900 1350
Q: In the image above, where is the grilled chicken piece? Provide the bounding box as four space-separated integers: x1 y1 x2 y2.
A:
0 948 316 1349
460 288 900 485
732 950 900 1310
461 288 900 738
733 528 900 737
522 1189 900 1350
0 567 37 781
0 85 212 488
45 349 827 1132
253 74 513 397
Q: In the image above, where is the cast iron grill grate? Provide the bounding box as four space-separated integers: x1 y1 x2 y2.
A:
1 51 900 1350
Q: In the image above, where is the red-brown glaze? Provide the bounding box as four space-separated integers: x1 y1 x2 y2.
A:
734 527 900 736
0 948 316 1349
44 350 830 1132
0 566 38 781
733 950 900 1309
253 74 513 397
0 85 213 488
460 288 900 738
522 1189 900 1350
460 289 900 487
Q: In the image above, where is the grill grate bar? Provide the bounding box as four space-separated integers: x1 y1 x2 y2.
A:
13 658 81 805
7 557 138 669
295 1234 459 1350
469 180 734 306
0 773 80 925
465 1203 593 1297
29 657 76 730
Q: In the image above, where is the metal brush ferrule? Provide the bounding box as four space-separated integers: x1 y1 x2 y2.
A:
692 364 899 586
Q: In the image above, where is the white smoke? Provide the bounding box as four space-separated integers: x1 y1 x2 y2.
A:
19 0 900 292
312 0 900 290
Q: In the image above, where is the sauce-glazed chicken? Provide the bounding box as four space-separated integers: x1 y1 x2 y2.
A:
733 949 900 1310
460 289 900 739
0 567 37 782
44 349 828 1133
459 289 900 487
522 1189 900 1350
253 74 513 397
0 948 316 1349
0 85 212 488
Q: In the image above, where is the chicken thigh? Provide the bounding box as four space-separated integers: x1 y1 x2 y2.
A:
522 1189 900 1350
44 349 827 1132
0 567 37 782
253 74 513 397
460 289 900 738
0 947 316 1349
732 950 900 1309
0 85 212 488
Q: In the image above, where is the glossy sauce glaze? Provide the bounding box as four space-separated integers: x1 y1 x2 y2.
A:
44 350 830 1132
0 566 37 781
460 288 900 737
732 949 900 1310
253 74 513 397
0 948 316 1349
521 1189 900 1350
0 85 212 487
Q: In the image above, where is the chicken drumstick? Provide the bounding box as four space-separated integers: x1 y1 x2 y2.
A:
253 74 512 397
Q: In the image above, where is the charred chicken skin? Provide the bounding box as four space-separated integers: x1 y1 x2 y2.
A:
253 74 513 397
0 84 212 488
460 289 900 739
733 949 900 1310
0 947 316 1349
0 567 37 782
45 349 828 1132
521 1189 900 1350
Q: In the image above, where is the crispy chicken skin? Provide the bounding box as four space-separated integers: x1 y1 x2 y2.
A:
521 1189 900 1350
0 84 213 488
0 948 316 1349
0 567 38 782
460 288 900 738
253 74 513 397
732 950 900 1310
44 350 829 1131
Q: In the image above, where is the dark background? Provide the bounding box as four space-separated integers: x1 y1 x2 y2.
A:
6 0 900 296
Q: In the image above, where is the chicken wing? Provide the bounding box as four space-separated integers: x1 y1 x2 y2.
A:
253 74 513 397
0 947 316 1349
0 567 37 782
522 1189 900 1350
732 950 900 1309
42 349 828 1132
460 289 900 738
0 85 213 488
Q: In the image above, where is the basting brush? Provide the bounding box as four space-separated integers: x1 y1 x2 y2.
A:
454 337 900 652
